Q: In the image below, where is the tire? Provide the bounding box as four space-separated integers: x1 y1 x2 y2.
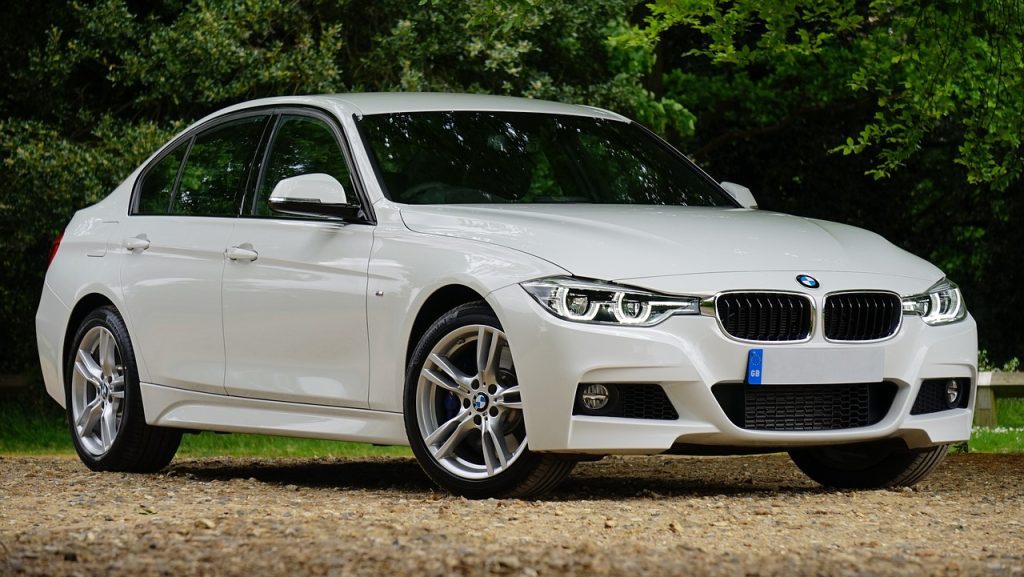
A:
789 441 949 489
404 302 575 498
65 305 182 472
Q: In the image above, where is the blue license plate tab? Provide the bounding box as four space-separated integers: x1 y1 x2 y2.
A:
746 348 764 385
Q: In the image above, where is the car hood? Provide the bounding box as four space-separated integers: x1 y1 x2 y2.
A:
399 204 942 282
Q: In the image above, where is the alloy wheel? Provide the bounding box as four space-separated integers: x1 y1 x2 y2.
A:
70 326 126 456
415 324 527 479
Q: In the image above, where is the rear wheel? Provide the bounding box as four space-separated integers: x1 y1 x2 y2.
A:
65 306 181 472
789 442 949 489
404 302 575 498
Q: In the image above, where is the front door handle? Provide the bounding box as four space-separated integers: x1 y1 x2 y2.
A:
225 244 258 262
123 235 150 252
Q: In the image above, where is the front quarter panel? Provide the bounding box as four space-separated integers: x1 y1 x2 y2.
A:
366 206 567 412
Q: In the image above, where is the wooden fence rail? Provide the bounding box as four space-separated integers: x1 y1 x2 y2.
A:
974 371 1024 427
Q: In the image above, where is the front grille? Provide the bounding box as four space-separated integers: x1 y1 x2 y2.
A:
712 382 897 431
716 293 812 342
823 292 901 341
572 384 678 420
911 378 971 415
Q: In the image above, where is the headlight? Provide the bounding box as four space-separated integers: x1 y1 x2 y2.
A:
902 278 967 326
520 276 699 326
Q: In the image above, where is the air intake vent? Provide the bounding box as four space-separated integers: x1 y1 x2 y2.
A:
712 382 897 431
572 384 678 420
823 292 902 341
911 378 971 415
715 293 812 342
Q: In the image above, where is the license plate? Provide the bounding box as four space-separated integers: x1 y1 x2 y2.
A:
746 347 884 385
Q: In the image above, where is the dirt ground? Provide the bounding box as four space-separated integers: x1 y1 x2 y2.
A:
1 453 1022 576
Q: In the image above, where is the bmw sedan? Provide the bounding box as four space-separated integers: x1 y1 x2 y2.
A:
36 93 977 497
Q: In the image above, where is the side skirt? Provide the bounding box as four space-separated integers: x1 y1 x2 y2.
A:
140 382 409 446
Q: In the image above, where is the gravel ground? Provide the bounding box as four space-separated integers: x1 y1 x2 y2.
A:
1 453 1022 576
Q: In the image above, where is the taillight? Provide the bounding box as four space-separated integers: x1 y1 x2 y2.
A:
47 232 64 268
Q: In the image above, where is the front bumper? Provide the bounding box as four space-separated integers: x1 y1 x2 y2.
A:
487 272 978 454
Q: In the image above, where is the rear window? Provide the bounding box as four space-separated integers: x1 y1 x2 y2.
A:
135 143 186 215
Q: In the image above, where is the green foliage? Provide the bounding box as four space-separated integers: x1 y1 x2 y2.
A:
0 117 177 370
628 0 1024 191
979 351 1022 373
23 0 345 120
359 0 692 135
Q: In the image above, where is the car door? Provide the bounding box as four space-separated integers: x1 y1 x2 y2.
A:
120 113 269 394
221 110 374 407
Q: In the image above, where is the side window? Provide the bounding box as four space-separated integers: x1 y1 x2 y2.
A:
256 115 353 216
135 142 186 215
173 116 267 217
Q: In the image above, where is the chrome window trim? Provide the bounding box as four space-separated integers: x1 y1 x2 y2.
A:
822 289 903 344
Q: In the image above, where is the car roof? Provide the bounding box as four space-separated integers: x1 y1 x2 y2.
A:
212 92 629 122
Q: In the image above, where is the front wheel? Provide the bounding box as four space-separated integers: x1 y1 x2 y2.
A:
404 302 574 498
789 442 949 489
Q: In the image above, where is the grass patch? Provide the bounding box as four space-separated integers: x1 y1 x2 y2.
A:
966 397 1024 453
178 432 411 458
995 397 1024 427
968 427 1024 453
0 400 73 454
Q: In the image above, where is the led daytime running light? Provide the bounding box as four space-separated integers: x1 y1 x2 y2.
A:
901 279 967 326
522 277 699 327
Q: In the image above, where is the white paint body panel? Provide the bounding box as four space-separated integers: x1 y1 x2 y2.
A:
120 217 234 395
222 219 373 407
35 93 977 456
399 204 942 282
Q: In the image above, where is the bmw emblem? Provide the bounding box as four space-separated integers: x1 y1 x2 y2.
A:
472 393 489 411
796 274 820 289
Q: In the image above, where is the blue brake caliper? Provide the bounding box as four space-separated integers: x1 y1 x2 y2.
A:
443 392 460 420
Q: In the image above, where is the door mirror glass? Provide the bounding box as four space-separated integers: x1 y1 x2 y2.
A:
269 173 360 219
720 181 758 209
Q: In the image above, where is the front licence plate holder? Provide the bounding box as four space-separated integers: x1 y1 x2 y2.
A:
746 347 884 385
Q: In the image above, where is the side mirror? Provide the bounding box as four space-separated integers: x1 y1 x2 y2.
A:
269 173 361 220
720 181 758 209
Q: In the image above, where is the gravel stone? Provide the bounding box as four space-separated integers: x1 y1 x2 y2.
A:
1 453 1022 576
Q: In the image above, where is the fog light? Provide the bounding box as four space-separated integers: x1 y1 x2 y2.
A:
944 379 961 409
581 384 611 410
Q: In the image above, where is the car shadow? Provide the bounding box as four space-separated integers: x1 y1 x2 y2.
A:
165 454 825 500
167 457 434 493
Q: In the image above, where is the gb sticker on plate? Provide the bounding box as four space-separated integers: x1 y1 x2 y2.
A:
746 348 764 385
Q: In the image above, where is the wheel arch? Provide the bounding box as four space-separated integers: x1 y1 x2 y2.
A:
406 284 489 366
62 293 117 381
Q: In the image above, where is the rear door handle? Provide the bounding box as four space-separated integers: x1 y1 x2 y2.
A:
123 235 150 252
225 244 258 262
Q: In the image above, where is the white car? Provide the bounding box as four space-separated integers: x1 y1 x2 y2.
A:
36 93 977 497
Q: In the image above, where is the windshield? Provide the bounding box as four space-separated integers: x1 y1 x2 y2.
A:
357 111 735 207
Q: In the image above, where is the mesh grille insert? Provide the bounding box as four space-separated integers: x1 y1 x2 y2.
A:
712 382 897 431
823 292 902 341
716 293 812 342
